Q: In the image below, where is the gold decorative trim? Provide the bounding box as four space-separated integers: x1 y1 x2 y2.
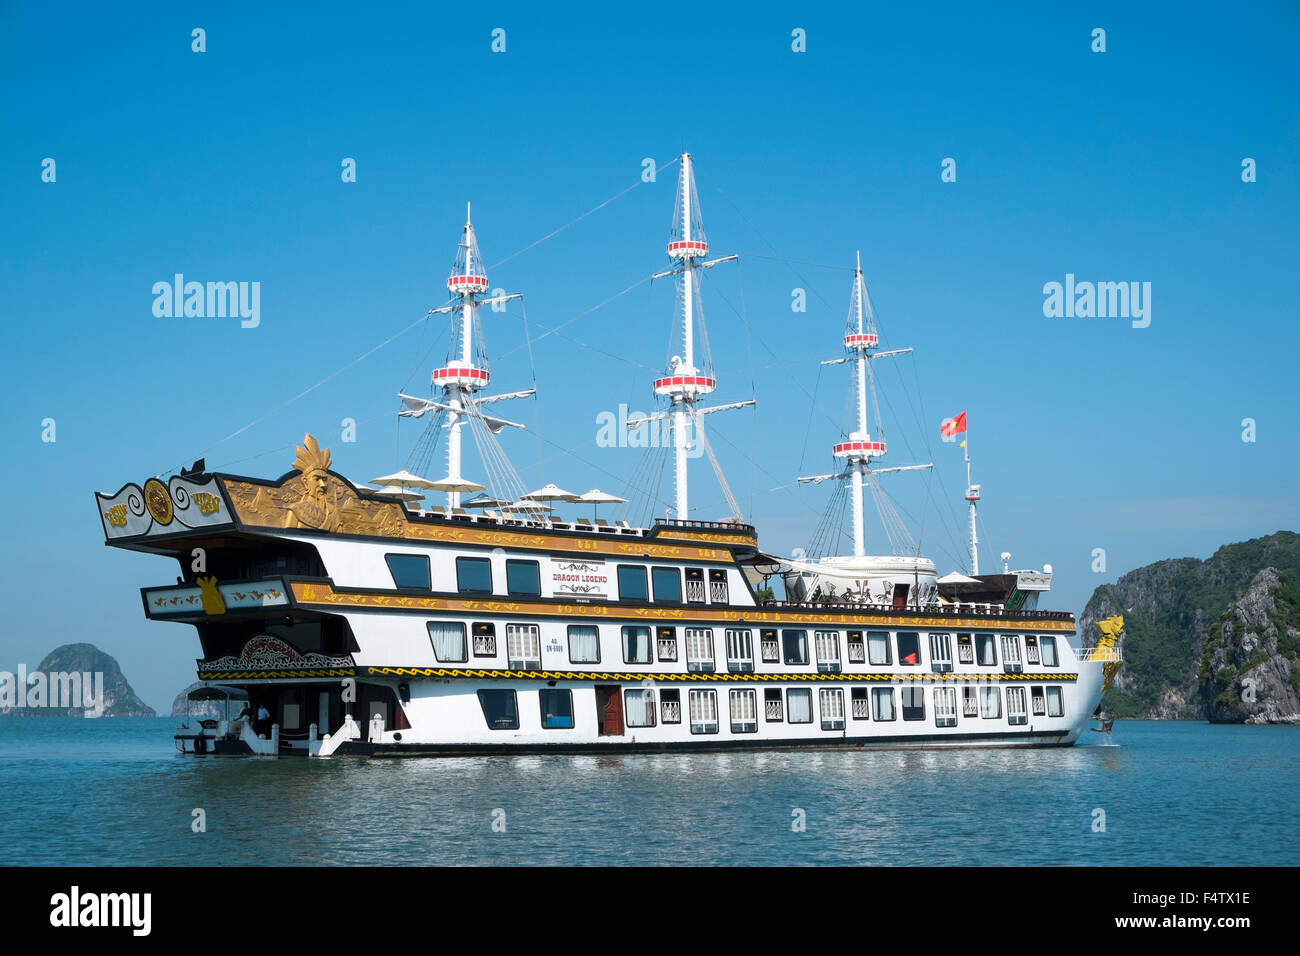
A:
143 478 173 525
366 666 1080 684
291 582 1076 632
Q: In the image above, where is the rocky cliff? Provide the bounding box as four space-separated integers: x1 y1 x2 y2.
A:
1079 531 1300 722
0 643 156 717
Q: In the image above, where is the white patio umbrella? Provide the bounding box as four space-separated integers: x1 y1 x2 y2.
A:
461 492 514 510
522 483 581 503
576 488 627 520
370 484 426 502
370 469 441 490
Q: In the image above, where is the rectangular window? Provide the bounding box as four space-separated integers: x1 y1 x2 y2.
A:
782 629 809 666
1041 636 1059 668
819 688 845 730
929 633 953 673
847 630 865 664
617 564 648 601
1006 686 1028 725
651 566 682 604
477 689 518 730
1001 634 1023 672
871 687 896 721
472 622 496 657
688 689 718 734
815 631 841 673
660 688 681 724
851 687 870 719
685 628 715 673
685 567 707 603
385 553 431 589
725 628 754 672
1046 685 1064 717
729 688 757 733
455 556 492 594
1025 635 1041 665
901 686 925 721
957 633 974 664
567 624 600 664
975 633 998 666
867 630 892 666
979 685 1002 719
622 625 652 664
962 685 979 717
428 621 467 663
625 688 656 728
505 559 541 597
539 689 573 729
656 626 677 662
1031 686 1046 716
760 629 779 663
709 568 729 604
764 688 783 721
897 631 921 667
787 687 813 724
506 624 540 670
934 686 957 727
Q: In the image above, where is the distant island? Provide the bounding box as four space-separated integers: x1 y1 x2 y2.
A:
1081 530 1300 723
0 643 156 717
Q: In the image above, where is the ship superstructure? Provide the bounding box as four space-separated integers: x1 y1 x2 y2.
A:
96 154 1120 756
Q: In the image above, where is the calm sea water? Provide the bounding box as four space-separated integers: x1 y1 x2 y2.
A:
0 718 1295 866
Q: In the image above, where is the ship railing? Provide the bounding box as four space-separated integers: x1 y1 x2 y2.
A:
1076 644 1123 663
758 599 1074 621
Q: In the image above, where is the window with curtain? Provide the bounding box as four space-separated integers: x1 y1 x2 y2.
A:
868 631 891 666
539 689 573 729
688 689 718 734
617 565 648 601
1046 685 1064 717
1041 636 1059 667
685 628 715 672
385 553 430 589
819 688 845 730
455 557 492 594
975 633 997 666
567 624 599 664
1006 686 1028 725
871 687 896 721
427 621 467 662
729 689 757 733
815 631 841 673
782 629 809 665
901 686 925 721
980 685 1002 718
726 628 753 672
506 624 540 670
787 687 813 723
622 625 652 664
625 688 656 727
934 687 957 727
651 566 681 603
505 559 541 597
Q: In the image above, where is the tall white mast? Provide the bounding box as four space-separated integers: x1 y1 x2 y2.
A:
630 153 752 521
799 254 930 556
965 439 980 575
397 206 532 512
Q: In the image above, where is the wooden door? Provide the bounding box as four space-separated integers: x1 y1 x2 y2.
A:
597 685 623 736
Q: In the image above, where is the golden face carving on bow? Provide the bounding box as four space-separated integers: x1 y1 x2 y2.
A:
286 434 341 531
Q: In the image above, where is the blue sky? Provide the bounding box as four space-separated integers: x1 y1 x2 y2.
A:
2 2 1297 711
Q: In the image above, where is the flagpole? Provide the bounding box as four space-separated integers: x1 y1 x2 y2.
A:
964 425 980 575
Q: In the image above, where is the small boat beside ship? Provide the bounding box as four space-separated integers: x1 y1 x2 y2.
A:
96 153 1121 756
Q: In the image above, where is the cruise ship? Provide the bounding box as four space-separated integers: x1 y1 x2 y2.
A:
96 154 1122 756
